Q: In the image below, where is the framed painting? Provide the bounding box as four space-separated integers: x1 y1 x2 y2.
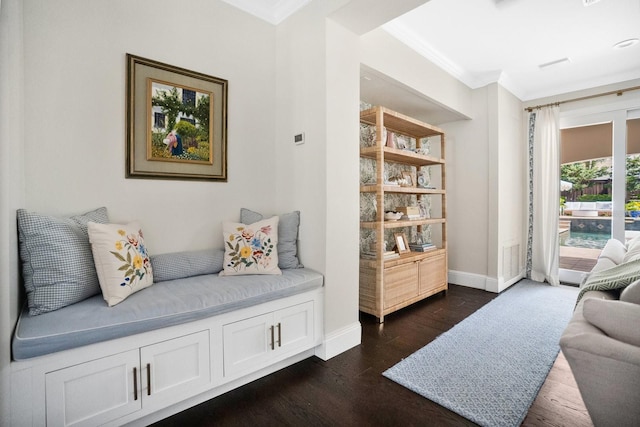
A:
126 54 228 181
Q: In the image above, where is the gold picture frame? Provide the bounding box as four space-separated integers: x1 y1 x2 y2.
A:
126 54 228 181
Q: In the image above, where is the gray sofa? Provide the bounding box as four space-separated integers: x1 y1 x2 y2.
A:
560 238 640 427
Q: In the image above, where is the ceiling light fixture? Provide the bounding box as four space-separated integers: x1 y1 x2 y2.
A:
613 38 639 49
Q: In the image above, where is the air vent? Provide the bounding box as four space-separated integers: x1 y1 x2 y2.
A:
539 57 571 69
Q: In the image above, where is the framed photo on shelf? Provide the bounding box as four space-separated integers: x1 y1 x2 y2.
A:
394 232 410 254
401 171 414 187
126 54 228 181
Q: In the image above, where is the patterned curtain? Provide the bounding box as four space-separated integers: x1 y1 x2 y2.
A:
526 106 560 285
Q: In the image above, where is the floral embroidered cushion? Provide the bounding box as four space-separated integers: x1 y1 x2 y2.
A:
88 221 153 306
220 216 282 276
240 208 303 269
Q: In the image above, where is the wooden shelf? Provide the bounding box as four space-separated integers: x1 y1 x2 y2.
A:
360 146 444 167
360 185 445 195
360 106 444 139
359 248 446 268
360 218 445 229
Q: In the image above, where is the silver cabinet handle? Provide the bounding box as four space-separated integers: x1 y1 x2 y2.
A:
270 325 275 350
277 323 282 347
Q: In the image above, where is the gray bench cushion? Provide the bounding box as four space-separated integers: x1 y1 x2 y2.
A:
13 268 323 360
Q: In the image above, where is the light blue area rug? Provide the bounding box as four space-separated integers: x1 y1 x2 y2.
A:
383 280 579 427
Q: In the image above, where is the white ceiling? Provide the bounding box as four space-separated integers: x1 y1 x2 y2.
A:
223 0 640 117
385 0 640 101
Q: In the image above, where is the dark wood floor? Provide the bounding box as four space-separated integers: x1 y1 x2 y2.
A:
152 284 593 427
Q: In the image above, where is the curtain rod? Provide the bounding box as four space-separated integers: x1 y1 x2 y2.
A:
524 85 640 112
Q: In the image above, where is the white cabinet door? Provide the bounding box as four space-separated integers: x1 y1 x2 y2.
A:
141 330 211 410
222 312 273 378
46 349 141 427
45 331 211 427
274 301 314 355
223 301 315 379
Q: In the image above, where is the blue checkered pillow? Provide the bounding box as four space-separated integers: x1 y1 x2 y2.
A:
17 207 109 315
240 208 303 269
151 248 224 282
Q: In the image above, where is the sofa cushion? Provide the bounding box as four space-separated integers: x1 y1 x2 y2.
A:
625 236 640 263
591 257 617 274
620 280 640 304
220 216 281 276
88 221 153 307
599 239 626 264
17 207 109 315
583 298 640 347
12 268 323 360
151 249 224 282
241 208 303 269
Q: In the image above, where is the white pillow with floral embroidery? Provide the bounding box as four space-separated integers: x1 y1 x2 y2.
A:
88 221 153 306
220 216 281 276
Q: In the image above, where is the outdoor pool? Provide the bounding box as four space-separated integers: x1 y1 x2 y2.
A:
560 231 609 249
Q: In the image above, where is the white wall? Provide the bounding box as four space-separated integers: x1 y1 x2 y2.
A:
322 18 361 356
494 84 526 291
440 83 525 292
2 7 366 420
275 2 362 358
22 0 277 254
441 88 491 286
0 0 25 424
360 28 474 120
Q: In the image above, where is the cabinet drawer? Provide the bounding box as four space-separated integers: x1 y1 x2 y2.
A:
384 262 418 308
419 253 447 294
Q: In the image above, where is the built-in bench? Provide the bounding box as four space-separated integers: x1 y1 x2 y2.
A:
13 263 323 360
11 208 324 426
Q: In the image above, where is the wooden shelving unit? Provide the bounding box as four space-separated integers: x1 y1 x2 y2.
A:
359 106 448 322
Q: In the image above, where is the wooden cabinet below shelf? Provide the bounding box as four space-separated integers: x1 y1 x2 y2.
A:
419 252 447 296
359 250 448 321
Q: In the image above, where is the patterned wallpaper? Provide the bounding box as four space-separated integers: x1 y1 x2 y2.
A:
359 102 434 252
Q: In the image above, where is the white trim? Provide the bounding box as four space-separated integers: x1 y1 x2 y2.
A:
448 270 524 293
315 321 361 361
448 270 489 291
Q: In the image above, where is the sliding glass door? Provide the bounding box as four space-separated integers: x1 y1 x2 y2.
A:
559 108 640 284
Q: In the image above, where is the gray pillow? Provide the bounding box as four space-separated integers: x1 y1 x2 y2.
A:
240 208 303 269
620 279 640 305
583 298 640 347
151 248 224 282
17 207 109 315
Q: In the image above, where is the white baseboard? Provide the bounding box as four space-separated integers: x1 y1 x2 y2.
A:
448 270 525 293
315 321 361 361
448 270 488 290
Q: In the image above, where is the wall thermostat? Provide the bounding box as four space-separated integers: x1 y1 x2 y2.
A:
294 132 305 145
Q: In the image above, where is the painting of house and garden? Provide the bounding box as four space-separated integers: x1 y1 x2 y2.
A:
147 79 213 165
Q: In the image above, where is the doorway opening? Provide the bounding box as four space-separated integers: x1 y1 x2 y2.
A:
559 116 640 284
